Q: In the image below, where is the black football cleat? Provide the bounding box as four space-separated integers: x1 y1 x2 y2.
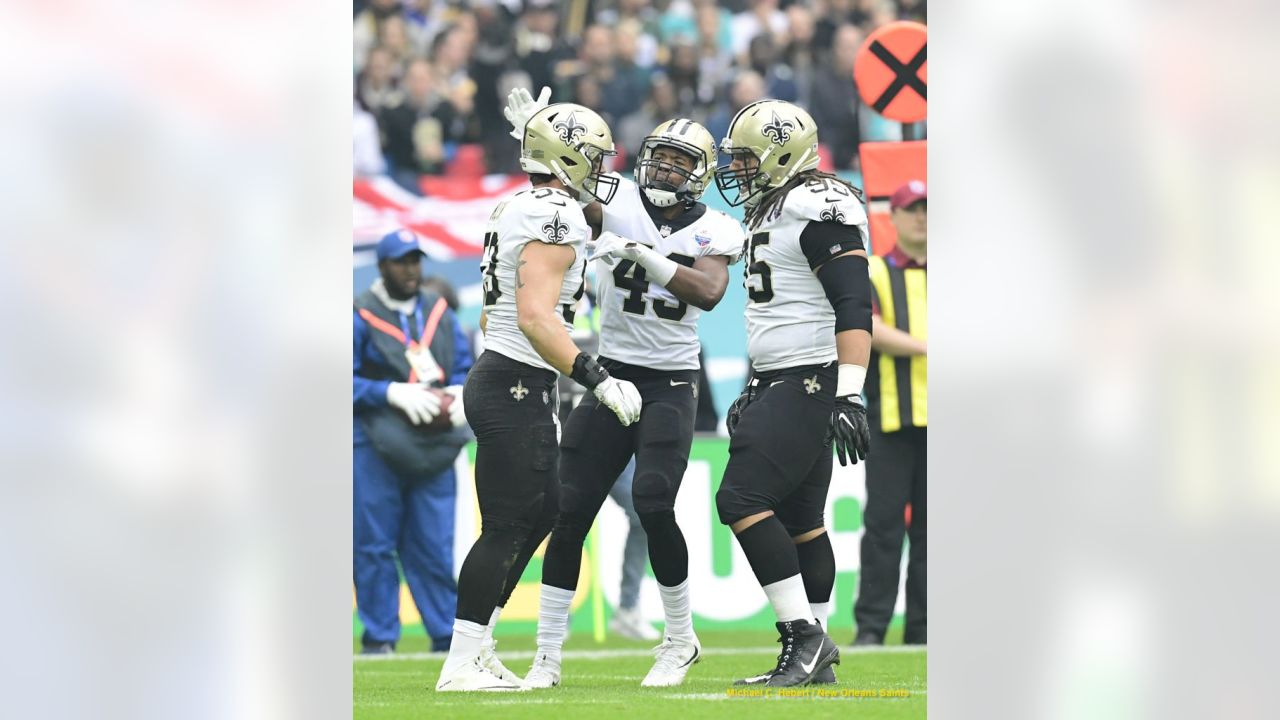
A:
734 619 839 687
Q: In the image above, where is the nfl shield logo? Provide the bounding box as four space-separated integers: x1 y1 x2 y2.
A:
695 232 711 248
659 224 672 237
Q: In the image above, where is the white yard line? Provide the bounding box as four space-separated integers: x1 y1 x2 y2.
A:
355 645 926 662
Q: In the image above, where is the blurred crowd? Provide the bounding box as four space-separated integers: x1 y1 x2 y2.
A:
353 0 927 191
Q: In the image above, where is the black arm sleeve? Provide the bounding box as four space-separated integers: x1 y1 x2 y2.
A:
815 253 873 333
798 220 866 271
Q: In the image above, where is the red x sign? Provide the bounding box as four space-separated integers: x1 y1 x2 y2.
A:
855 21 927 123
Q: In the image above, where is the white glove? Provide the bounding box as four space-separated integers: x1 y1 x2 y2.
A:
593 376 643 426
442 384 466 428
591 231 678 285
386 382 442 426
504 86 552 140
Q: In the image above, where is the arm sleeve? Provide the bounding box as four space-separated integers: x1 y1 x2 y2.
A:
353 310 391 409
815 254 874 333
447 311 474 386
798 220 867 271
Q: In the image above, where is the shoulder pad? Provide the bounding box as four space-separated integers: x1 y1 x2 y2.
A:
782 177 868 226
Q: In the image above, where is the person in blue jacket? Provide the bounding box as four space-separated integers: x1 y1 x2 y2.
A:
354 229 474 654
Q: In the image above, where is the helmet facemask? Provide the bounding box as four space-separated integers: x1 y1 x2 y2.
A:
573 142 618 204
714 143 771 207
636 139 705 208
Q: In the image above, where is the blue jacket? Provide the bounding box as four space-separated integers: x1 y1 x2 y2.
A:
353 292 473 443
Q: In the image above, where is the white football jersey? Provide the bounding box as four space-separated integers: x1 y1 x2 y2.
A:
745 176 869 372
480 186 590 371
597 176 745 370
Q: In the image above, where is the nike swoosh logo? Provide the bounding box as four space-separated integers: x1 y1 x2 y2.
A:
679 646 700 668
548 201 568 207
799 652 820 675
670 380 690 387
743 673 772 683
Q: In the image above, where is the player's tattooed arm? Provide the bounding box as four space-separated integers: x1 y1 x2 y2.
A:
515 259 527 289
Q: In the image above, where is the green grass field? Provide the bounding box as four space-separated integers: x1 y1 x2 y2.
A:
354 629 927 719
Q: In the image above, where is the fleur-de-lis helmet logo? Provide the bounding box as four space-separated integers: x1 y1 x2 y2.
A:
820 203 846 223
760 111 795 146
542 211 569 243
553 111 587 145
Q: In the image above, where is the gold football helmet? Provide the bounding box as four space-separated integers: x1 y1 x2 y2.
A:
519 103 619 204
635 118 717 207
714 99 820 207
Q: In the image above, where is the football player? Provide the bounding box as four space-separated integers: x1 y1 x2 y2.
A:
713 99 874 687
435 103 644 692
504 89 746 688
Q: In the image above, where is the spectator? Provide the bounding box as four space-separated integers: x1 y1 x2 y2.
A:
729 0 789 62
358 45 403 114
704 70 766 149
378 14 414 72
577 25 649 125
809 24 864 170
618 74 682 171
354 0 406 74
665 38 706 114
657 0 699 47
747 34 797 102
813 0 867 54
783 4 819 107
853 181 928 647
430 24 474 92
514 0 576 100
354 230 475 655
354 99 387 178
379 58 447 187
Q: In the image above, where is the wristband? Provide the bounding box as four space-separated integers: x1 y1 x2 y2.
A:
570 352 610 390
636 246 679 286
836 364 867 397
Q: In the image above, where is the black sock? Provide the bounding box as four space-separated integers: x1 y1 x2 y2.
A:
639 510 688 586
795 532 835 604
497 505 559 607
455 524 527 625
540 514 592 592
733 515 802 587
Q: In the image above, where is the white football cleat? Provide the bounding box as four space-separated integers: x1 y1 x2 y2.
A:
640 635 701 687
479 637 524 686
609 607 661 642
435 657 528 692
523 652 562 689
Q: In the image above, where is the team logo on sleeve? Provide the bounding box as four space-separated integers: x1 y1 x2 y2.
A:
760 111 795 145
510 379 529 401
553 112 587 145
694 231 711 248
541 212 569 243
819 203 846 223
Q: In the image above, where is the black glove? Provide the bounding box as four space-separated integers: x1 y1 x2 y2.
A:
830 394 871 466
726 387 752 438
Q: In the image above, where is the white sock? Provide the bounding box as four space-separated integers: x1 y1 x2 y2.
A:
536 585 574 662
483 606 503 645
658 579 695 640
810 601 832 630
441 619 487 675
762 574 811 623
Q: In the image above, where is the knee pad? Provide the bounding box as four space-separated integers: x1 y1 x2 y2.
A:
632 471 676 515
